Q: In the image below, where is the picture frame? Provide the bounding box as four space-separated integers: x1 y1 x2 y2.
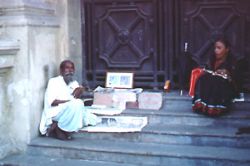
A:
105 72 134 89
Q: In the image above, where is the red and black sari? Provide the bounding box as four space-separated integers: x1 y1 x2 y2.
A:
192 56 237 116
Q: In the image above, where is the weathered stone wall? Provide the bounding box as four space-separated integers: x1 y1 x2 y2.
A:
0 0 83 159
55 0 83 82
0 38 20 159
67 0 83 82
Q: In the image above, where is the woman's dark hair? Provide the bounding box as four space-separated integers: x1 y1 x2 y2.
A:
214 37 231 49
209 36 233 69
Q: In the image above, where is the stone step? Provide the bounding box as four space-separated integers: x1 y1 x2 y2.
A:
163 91 250 108
164 101 250 113
122 107 250 127
27 137 250 166
163 94 250 111
2 90 249 166
0 154 137 166
77 124 250 148
163 90 250 102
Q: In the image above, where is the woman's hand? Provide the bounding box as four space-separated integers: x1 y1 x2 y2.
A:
214 69 232 81
215 69 230 76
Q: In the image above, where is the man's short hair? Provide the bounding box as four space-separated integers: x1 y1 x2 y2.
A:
60 60 75 70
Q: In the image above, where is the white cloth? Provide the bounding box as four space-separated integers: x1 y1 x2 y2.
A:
39 76 98 135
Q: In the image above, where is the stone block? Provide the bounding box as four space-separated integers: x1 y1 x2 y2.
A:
138 92 163 110
112 92 136 109
126 101 139 109
93 92 113 107
93 91 137 109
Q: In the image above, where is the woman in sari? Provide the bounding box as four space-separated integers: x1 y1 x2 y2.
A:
192 38 237 116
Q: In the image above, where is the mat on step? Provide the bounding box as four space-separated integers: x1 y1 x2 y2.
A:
80 116 148 133
85 105 124 115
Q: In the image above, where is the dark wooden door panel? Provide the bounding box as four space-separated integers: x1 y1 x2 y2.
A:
179 1 248 64
97 5 152 69
84 0 162 88
83 0 250 91
178 0 250 91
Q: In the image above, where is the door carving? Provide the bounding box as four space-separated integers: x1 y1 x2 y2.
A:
83 0 250 91
97 7 152 68
179 1 248 64
83 0 169 89
178 0 250 91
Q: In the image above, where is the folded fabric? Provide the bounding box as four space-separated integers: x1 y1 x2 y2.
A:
189 68 204 97
80 116 148 133
85 106 124 115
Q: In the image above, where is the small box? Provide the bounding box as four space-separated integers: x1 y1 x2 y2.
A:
138 92 163 110
93 92 113 107
93 91 137 109
126 101 139 109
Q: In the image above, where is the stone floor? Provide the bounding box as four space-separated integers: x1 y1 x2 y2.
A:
1 90 250 166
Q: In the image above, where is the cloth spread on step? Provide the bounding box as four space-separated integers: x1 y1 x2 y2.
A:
80 116 148 133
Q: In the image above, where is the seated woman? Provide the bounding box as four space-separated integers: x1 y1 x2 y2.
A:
192 37 238 116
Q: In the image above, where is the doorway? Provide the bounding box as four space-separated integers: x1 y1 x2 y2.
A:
82 0 250 91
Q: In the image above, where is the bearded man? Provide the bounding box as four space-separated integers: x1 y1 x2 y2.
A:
39 60 98 140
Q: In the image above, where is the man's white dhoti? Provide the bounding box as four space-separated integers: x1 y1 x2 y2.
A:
39 76 99 135
53 99 98 132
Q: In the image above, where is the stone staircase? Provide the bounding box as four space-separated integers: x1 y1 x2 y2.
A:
1 91 250 166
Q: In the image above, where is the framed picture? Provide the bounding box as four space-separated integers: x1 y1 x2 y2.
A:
105 72 134 89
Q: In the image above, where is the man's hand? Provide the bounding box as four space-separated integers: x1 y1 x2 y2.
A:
51 99 69 106
72 86 85 98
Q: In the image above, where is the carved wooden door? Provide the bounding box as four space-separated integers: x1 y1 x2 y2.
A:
83 0 250 91
177 0 250 91
83 0 171 89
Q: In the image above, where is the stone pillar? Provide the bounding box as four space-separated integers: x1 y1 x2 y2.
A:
0 0 84 159
67 0 83 83
56 0 83 83
0 0 60 159
0 38 20 159
0 0 83 159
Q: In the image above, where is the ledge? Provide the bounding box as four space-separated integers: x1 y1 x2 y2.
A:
0 4 59 27
0 38 19 71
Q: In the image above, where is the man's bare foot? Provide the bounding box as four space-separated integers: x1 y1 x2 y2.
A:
54 126 67 140
46 121 58 138
64 131 73 140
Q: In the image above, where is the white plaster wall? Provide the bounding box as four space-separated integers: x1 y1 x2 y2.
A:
67 0 83 83
0 77 4 120
6 27 29 143
0 27 29 159
0 37 21 158
54 0 83 82
0 73 20 158
27 27 59 140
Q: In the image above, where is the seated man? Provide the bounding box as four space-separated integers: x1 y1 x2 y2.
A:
39 60 99 140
